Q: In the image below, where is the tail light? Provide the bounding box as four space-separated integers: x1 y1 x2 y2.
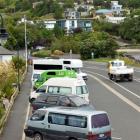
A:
105 131 111 137
87 132 97 140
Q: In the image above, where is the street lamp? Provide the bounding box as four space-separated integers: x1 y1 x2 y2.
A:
24 15 28 70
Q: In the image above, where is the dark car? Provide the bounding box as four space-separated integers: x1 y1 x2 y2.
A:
31 94 93 113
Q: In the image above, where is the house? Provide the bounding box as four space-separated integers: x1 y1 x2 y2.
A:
44 20 56 30
106 16 126 24
111 1 122 15
95 9 113 17
64 8 80 19
57 18 93 34
0 46 14 62
74 3 94 17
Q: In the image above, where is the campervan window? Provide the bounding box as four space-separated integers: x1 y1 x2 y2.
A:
34 64 63 70
63 61 71 64
76 85 88 95
48 86 72 94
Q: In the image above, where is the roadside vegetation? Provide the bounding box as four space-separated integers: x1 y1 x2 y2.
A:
93 57 140 67
0 57 25 120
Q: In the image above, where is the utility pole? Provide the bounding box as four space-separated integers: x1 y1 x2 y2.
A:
24 15 28 70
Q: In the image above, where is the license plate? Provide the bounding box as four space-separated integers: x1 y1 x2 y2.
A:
99 134 104 138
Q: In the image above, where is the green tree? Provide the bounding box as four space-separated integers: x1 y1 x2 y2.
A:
53 24 64 38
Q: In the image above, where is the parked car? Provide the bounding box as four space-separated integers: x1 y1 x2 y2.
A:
24 106 111 140
31 94 92 113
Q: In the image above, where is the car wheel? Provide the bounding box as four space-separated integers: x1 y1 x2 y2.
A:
34 133 43 140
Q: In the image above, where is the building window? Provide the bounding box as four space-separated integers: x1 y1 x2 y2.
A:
0 56 2 61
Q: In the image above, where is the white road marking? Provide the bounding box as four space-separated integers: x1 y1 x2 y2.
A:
86 66 140 83
88 73 140 112
21 102 31 140
87 70 140 99
112 137 122 140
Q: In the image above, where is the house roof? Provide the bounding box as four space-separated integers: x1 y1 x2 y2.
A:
0 46 14 55
96 9 113 14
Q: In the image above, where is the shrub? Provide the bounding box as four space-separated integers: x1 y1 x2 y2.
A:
52 50 64 55
32 50 51 58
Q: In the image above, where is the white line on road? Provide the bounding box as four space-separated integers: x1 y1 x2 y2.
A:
21 102 30 140
112 137 122 140
85 66 140 83
88 73 140 112
86 70 140 99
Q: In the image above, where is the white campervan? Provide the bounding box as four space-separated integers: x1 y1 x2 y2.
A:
61 59 88 81
30 77 89 102
32 58 63 86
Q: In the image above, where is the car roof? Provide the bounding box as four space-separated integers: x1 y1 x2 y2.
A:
39 106 105 116
43 77 86 87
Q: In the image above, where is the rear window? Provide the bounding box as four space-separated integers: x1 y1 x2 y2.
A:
46 96 58 105
92 113 110 128
70 96 88 106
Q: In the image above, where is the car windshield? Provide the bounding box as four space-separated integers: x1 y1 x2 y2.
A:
36 85 47 93
30 110 46 121
72 68 81 73
33 74 40 80
35 94 48 102
70 96 88 106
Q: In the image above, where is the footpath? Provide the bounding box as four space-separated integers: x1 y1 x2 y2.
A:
0 66 32 140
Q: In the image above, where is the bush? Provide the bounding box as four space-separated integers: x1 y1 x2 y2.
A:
0 105 5 119
80 32 119 60
32 50 51 58
52 50 64 55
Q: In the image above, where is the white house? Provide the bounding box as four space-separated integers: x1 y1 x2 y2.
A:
64 8 80 19
44 20 56 30
111 1 122 15
57 18 93 34
106 16 126 23
0 46 14 62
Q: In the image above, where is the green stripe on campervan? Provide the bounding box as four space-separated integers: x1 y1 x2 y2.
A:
34 69 77 89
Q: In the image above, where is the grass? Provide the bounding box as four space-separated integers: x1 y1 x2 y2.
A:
93 57 140 67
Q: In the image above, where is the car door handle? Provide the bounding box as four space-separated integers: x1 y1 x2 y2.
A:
41 122 45 125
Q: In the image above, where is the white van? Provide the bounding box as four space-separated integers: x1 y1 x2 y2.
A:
24 107 111 140
32 58 64 86
61 59 88 81
29 77 89 102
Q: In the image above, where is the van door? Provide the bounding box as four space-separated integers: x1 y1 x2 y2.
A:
46 112 67 140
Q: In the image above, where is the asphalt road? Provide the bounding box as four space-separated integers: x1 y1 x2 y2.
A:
0 60 140 140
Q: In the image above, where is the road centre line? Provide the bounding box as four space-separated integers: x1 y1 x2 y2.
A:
88 73 140 112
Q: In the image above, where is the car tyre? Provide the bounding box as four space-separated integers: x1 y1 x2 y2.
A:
34 133 43 140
